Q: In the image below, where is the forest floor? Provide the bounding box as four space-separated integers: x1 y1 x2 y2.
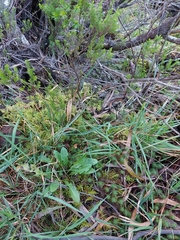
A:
0 1 180 240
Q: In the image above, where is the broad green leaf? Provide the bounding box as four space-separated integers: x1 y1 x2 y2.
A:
21 163 30 171
38 154 51 163
53 148 68 167
70 157 98 175
60 147 68 165
53 150 61 162
38 192 82 213
43 187 50 197
50 182 59 193
66 182 80 204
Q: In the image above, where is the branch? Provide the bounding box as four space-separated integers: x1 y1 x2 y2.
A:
166 35 180 44
104 13 180 51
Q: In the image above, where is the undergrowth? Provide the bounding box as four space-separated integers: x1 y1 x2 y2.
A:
0 1 180 239
0 84 180 239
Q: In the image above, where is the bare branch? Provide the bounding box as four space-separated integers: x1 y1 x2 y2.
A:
104 12 180 51
166 35 180 44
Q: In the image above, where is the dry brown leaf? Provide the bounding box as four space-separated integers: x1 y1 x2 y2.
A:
95 215 116 233
99 139 127 147
128 208 137 240
128 204 156 228
66 98 73 122
102 90 114 109
93 110 109 119
154 198 180 209
144 190 151 198
79 204 95 224
129 216 156 227
129 220 151 227
123 131 145 181
170 212 180 221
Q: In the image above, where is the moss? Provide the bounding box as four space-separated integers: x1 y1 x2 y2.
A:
105 187 111 193
3 89 67 147
97 181 104 187
111 196 117 203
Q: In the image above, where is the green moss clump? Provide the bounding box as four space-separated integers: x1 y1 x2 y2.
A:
2 88 69 150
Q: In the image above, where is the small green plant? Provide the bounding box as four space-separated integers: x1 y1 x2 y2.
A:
0 61 41 90
70 155 98 174
0 64 19 84
54 147 69 168
66 181 80 205
22 19 32 33
24 60 41 90
40 0 119 61
1 7 17 38
54 147 98 175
